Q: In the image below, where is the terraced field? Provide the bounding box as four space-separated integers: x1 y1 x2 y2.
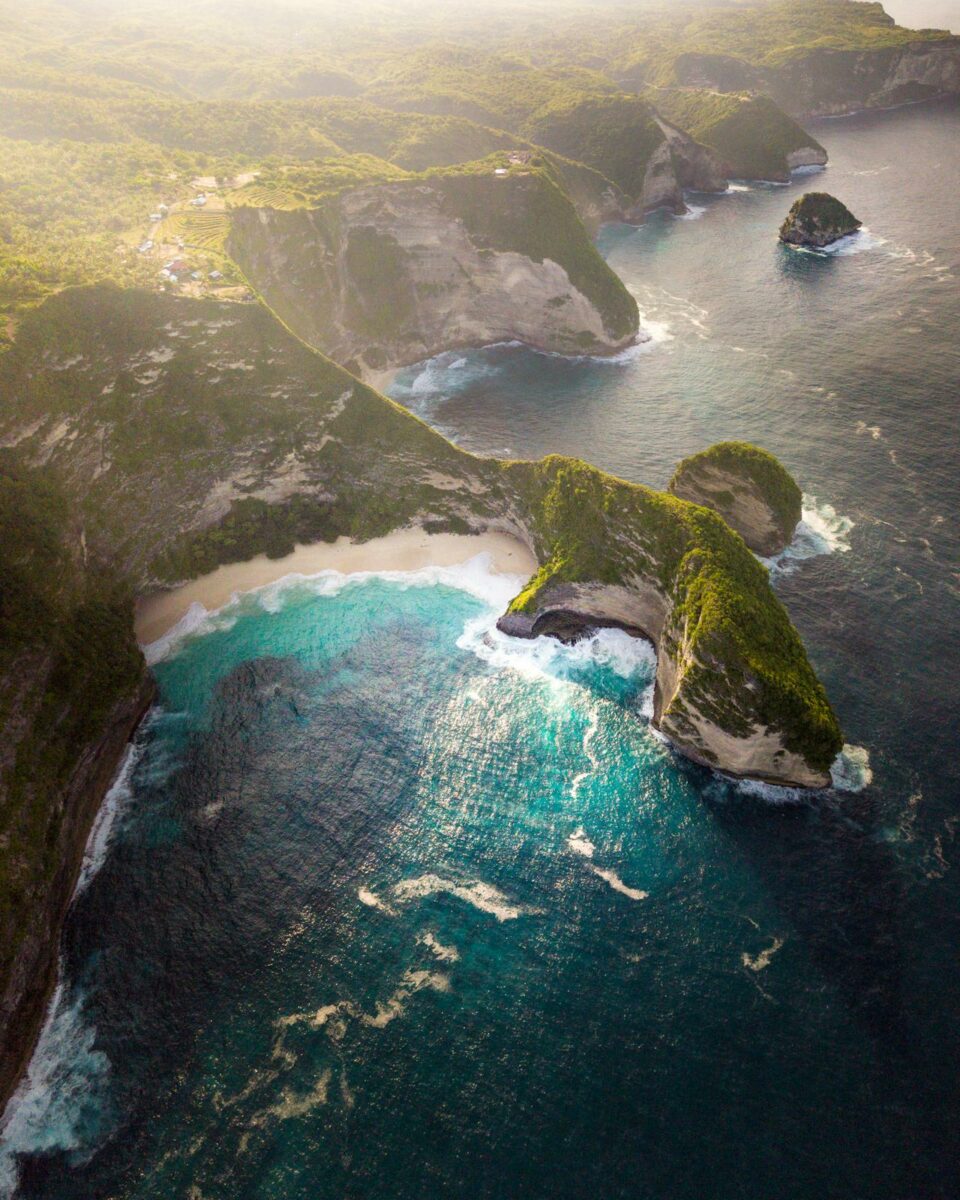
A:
158 211 231 250
226 183 304 211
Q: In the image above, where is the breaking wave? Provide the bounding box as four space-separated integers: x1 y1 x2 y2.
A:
762 494 854 575
458 614 656 688
830 744 874 792
145 554 527 665
0 982 112 1199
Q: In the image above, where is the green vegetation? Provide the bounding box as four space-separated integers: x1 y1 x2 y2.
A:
780 192 861 246
0 282 841 778
522 94 666 199
0 452 143 982
646 92 824 180
503 454 841 771
669 441 803 539
429 166 637 339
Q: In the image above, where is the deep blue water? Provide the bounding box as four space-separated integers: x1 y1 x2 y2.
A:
2 100 959 1200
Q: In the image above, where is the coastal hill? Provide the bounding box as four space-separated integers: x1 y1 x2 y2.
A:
668 442 803 557
227 159 639 377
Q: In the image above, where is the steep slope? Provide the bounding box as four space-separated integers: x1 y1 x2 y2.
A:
227 165 640 376
612 1 960 118
668 441 803 556
521 93 726 212
0 456 151 1110
645 90 827 182
779 192 862 248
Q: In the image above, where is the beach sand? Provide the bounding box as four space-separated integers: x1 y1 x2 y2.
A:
135 528 537 645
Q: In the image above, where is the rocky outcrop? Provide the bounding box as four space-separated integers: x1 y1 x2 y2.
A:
0 673 153 1115
228 169 639 377
786 146 828 171
667 441 802 556
779 192 861 248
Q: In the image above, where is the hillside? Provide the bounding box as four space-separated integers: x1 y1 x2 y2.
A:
227 161 639 375
644 91 827 181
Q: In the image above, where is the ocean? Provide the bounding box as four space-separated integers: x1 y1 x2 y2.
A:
2 98 959 1199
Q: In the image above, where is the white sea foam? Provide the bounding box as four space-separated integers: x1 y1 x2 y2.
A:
570 708 600 800
0 981 111 1199
567 828 596 858
675 203 707 221
591 867 647 901
761 494 854 576
830 744 874 792
75 742 142 895
418 931 460 963
144 600 237 665
358 887 397 916
786 227 885 259
393 874 541 921
732 777 808 805
458 614 656 688
742 936 784 972
791 163 826 176
361 970 451 1029
146 554 526 664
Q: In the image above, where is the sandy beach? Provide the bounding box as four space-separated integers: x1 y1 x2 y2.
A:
135 528 537 645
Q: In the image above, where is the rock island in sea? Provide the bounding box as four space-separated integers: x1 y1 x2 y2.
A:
779 192 862 248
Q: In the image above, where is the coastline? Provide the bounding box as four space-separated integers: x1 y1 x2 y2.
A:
135 528 538 644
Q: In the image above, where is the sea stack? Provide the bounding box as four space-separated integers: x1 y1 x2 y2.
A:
667 441 803 557
779 192 862 248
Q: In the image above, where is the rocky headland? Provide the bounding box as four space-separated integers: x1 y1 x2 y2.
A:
227 165 640 378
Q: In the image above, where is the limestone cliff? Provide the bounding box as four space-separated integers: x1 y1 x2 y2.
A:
228 168 639 377
667 441 802 556
779 192 861 248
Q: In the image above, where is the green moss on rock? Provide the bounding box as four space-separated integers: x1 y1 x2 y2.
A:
780 192 861 248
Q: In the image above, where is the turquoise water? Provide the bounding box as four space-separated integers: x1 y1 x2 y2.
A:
3 100 960 1198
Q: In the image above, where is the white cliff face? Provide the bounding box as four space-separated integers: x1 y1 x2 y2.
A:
776 39 960 116
786 146 828 170
653 617 830 788
229 176 639 377
668 460 798 557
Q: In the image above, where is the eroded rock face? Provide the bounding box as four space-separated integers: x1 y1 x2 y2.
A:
651 117 728 199
779 192 862 249
228 172 639 377
667 441 803 557
662 38 960 118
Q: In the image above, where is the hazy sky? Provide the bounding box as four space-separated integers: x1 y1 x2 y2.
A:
882 0 959 31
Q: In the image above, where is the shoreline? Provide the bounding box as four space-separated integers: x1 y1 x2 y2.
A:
135 528 538 645
363 330 649 392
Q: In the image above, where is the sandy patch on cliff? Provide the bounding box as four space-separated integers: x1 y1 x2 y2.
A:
135 529 536 644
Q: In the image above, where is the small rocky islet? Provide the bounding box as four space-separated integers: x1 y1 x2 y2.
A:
779 192 862 248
